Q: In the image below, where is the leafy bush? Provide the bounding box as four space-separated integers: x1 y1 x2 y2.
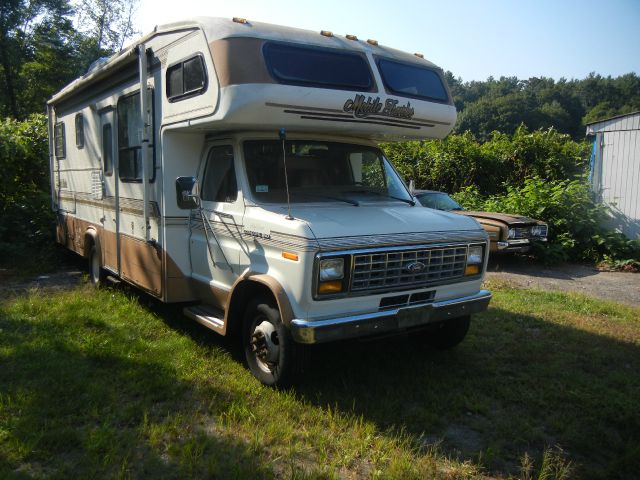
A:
0 114 55 267
383 126 590 196
452 178 640 266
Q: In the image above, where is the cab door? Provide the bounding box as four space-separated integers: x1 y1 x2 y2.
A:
189 144 245 293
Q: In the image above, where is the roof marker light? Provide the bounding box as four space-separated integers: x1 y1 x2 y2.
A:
367 39 378 46
346 34 358 41
320 30 333 37
232 17 248 24
414 53 424 58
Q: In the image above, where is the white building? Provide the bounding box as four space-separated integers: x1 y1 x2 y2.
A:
586 111 640 239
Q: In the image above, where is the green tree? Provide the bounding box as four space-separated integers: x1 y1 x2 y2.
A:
0 0 82 117
448 72 640 140
76 0 139 58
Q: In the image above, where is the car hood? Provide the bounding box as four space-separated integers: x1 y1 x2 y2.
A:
456 211 543 226
278 203 485 245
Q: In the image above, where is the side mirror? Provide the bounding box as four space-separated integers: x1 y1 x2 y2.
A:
408 179 416 196
176 176 200 209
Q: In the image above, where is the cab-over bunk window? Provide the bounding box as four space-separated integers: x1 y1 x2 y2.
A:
263 42 374 91
166 54 207 102
376 58 449 103
117 90 155 182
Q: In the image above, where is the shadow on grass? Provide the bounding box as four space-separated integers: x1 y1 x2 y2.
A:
0 310 272 479
289 307 640 479
7 275 637 479
145 289 639 479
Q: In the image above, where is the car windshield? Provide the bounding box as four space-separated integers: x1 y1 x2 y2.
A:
417 192 463 211
243 140 413 205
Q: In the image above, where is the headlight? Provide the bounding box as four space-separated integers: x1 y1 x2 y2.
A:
465 245 484 276
319 258 344 281
467 246 483 265
531 225 547 237
508 228 516 239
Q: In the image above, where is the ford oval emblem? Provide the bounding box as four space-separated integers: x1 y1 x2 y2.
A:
405 261 426 273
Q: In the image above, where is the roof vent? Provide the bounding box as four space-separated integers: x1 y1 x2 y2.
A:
232 17 248 24
320 30 333 37
367 39 378 46
346 34 358 41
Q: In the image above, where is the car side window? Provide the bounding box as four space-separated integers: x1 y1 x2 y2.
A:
201 146 238 203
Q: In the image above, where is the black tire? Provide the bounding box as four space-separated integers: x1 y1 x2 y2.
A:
88 244 105 286
242 296 303 387
423 315 471 350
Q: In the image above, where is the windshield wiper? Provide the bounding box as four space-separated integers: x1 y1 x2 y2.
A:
290 191 359 206
343 189 415 206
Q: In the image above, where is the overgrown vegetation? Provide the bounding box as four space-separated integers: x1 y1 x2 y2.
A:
0 114 56 269
383 127 640 266
1 280 638 478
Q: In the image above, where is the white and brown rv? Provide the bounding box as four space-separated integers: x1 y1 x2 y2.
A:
48 17 491 385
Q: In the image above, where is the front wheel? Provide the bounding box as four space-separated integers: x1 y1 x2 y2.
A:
242 296 303 387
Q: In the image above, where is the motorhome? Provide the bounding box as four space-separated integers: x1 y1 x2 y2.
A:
47 17 491 386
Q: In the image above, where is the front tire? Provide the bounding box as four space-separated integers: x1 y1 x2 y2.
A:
242 296 302 387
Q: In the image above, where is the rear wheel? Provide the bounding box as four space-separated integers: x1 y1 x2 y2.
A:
242 296 303 387
418 315 471 350
88 244 105 286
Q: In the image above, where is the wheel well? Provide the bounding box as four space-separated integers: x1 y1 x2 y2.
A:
226 281 276 337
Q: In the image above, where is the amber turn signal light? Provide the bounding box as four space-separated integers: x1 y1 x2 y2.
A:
464 264 480 276
318 281 342 294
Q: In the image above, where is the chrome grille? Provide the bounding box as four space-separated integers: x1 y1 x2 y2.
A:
351 245 468 292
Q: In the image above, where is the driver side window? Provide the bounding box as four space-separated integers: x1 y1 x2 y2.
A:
201 146 238 203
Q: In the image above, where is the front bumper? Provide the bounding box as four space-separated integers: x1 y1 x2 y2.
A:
290 290 492 344
496 237 547 253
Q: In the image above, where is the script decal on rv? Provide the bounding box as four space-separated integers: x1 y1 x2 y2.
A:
343 95 415 120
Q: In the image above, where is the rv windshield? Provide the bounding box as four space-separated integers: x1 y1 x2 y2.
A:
243 140 412 205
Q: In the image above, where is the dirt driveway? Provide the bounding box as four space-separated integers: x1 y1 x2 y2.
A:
485 256 640 307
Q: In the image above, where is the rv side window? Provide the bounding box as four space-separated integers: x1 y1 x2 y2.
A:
201 146 237 203
54 122 66 159
376 58 449 103
117 90 155 182
263 42 374 91
75 113 84 149
102 123 113 175
166 54 207 101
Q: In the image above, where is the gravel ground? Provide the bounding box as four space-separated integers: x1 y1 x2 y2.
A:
485 256 640 307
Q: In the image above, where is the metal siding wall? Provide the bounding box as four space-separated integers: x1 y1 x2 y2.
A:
587 113 640 239
600 128 640 239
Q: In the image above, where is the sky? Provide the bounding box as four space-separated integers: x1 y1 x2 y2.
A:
135 0 640 82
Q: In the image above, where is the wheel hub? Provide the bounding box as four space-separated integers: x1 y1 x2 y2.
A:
251 320 280 370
